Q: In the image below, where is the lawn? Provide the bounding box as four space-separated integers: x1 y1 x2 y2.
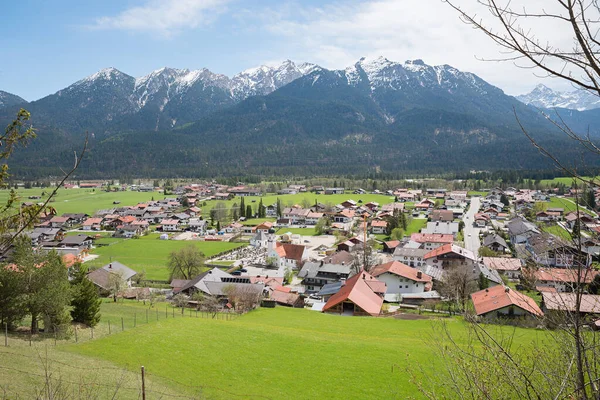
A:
547 196 595 216
86 234 246 280
276 227 318 236
240 217 276 226
406 218 428 235
0 188 160 215
468 191 488 197
542 224 572 241
202 192 398 216
63 303 542 400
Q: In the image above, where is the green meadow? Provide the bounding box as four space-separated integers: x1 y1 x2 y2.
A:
0 187 159 215
86 234 246 280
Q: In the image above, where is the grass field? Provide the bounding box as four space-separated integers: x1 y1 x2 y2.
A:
547 196 595 216
536 176 599 187
86 234 246 280
276 227 318 236
0 188 159 215
62 302 541 400
542 224 572 240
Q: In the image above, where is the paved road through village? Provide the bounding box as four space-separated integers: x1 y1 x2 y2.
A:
463 196 481 255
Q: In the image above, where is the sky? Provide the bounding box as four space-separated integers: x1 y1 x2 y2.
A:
0 0 580 101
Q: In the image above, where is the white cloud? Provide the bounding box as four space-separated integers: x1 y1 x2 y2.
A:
89 0 229 37
254 0 578 95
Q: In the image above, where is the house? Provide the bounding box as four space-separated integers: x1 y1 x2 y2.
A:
383 240 401 253
250 230 270 248
482 257 522 280
161 219 180 232
410 233 454 251
324 188 345 195
474 213 491 227
282 207 310 225
87 261 138 293
370 220 387 234
60 234 94 250
322 270 386 316
526 234 590 268
482 234 509 253
414 199 435 211
423 243 478 273
305 212 324 225
298 261 353 292
392 247 429 268
534 268 598 293
49 216 72 228
430 210 454 222
507 217 540 244
82 217 103 231
268 288 304 308
333 209 355 223
541 292 600 316
321 250 354 265
421 222 460 236
62 213 89 225
341 200 357 208
254 221 274 232
265 204 278 217
114 225 144 238
370 261 433 301
471 285 543 318
170 279 191 292
177 268 265 299
268 242 307 270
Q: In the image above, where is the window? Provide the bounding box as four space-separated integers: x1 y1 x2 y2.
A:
405 285 409 288
416 284 419 287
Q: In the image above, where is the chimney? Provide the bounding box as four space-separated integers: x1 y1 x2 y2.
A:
416 271 422 279
505 287 510 293
108 263 112 269
320 260 324 267
340 278 346 286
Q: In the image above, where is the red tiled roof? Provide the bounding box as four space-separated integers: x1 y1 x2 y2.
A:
161 219 179 225
371 220 387 228
322 270 385 316
471 285 543 317
83 218 103 226
274 243 306 262
482 257 521 271
410 233 453 244
370 261 432 283
423 244 475 260
535 268 598 284
383 240 401 249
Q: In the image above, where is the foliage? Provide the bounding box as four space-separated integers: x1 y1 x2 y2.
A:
70 264 101 327
478 246 499 257
167 245 206 280
314 216 331 235
438 264 478 311
390 227 404 241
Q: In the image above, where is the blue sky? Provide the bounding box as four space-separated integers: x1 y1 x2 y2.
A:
1 0 573 101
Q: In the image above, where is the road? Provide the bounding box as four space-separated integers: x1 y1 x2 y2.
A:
463 196 481 254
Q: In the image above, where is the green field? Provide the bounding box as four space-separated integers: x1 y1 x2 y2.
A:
66 302 540 400
0 187 160 215
0 301 547 399
86 234 246 280
406 218 428 235
542 224 572 241
537 176 599 187
276 227 319 236
240 217 275 226
547 196 595 216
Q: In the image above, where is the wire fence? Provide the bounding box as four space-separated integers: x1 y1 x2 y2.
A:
3 304 240 348
0 307 265 400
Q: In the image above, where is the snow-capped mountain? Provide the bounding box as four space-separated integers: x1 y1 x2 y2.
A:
0 90 27 109
516 84 600 111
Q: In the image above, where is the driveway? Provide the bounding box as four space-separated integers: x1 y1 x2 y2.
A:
463 197 481 254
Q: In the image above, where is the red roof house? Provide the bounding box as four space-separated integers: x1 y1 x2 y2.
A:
322 270 386 316
471 285 543 318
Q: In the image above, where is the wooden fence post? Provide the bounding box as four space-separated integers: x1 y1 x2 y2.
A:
108 320 111 335
121 317 124 331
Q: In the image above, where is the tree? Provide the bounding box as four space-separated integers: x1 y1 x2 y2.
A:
276 197 283 217
477 272 489 290
390 227 404 241
107 270 126 303
239 197 246 218
438 264 478 312
586 189 596 210
167 245 205 280
11 239 72 333
314 216 331 235
70 264 101 327
246 204 253 219
421 2 600 398
500 194 510 207
258 198 266 218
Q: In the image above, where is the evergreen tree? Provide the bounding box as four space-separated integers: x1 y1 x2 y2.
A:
246 205 253 219
240 197 246 218
70 264 101 327
586 189 596 210
276 198 282 217
216 221 221 231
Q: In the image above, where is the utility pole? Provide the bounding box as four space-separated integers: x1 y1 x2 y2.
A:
363 214 368 271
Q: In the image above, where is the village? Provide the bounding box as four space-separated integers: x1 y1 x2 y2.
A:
18 180 600 325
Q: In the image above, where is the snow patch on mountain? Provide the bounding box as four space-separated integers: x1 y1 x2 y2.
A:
516 84 600 111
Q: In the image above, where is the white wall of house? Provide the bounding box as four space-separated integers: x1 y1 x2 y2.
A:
376 272 426 294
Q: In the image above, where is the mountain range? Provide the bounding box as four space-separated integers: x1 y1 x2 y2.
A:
517 84 600 111
2 57 599 179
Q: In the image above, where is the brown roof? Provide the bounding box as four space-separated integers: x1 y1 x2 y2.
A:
482 257 522 272
86 268 112 290
322 251 354 265
83 218 103 226
471 285 543 317
542 292 600 314
275 243 306 262
269 289 302 306
370 261 432 283
410 233 454 244
322 270 385 316
535 268 598 284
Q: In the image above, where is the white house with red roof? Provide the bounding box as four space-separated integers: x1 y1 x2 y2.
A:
370 220 388 234
370 261 433 298
410 233 454 251
423 243 477 272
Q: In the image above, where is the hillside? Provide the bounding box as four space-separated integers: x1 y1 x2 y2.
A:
3 57 599 178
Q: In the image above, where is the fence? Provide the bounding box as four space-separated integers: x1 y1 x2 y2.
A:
2 303 239 348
